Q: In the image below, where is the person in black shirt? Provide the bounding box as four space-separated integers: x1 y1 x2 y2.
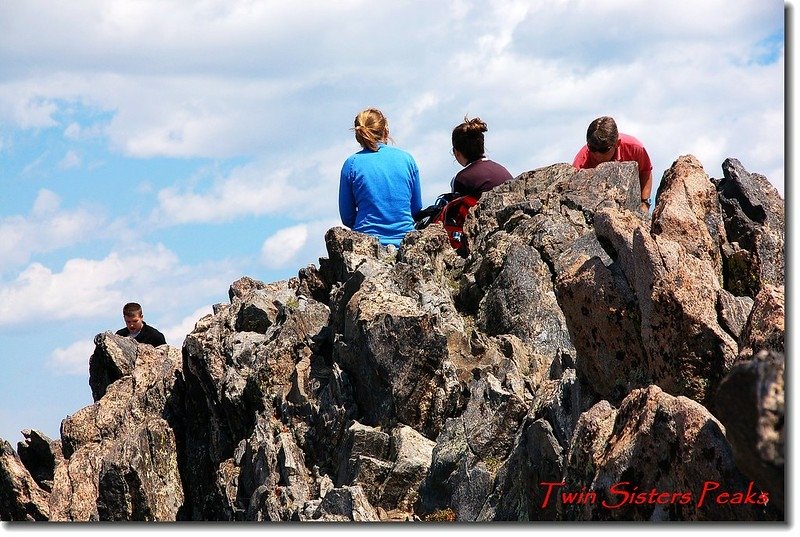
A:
451 116 513 198
116 302 166 347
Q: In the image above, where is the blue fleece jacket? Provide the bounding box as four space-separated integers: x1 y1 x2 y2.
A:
338 143 422 246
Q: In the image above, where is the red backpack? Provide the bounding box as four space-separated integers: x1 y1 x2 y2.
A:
430 195 478 249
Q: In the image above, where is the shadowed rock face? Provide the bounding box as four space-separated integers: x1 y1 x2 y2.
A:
715 350 784 513
562 385 774 521
715 158 784 297
0 157 784 522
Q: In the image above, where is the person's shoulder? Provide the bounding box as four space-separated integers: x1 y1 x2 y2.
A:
342 152 360 166
484 159 511 171
142 323 164 335
115 328 127 336
382 144 415 160
619 132 646 148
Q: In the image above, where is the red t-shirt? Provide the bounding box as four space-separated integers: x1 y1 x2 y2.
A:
572 133 652 184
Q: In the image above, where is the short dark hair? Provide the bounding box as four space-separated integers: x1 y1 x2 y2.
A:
452 116 488 162
586 116 619 153
122 302 143 317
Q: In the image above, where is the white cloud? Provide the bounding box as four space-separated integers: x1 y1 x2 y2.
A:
0 190 106 272
0 244 178 325
0 1 783 193
261 224 310 269
58 150 81 169
262 218 341 270
48 339 95 376
13 97 58 129
154 164 300 224
162 304 214 347
151 143 348 225
31 189 61 216
64 122 82 139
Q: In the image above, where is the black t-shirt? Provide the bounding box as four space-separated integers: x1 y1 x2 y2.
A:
452 159 513 198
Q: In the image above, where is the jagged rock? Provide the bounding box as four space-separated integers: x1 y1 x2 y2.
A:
715 158 784 297
738 284 784 358
235 289 282 333
557 399 617 517
419 365 533 521
590 160 739 406
229 275 267 301
332 421 434 517
16 429 62 493
717 289 755 340
478 245 572 356
283 357 358 479
0 441 50 521
307 485 379 521
715 350 784 513
563 385 777 521
88 331 139 401
399 223 462 287
297 264 331 304
631 221 737 406
180 278 331 520
652 155 726 282
484 417 564 521
52 336 184 521
234 416 279 520
555 243 646 402
378 425 435 512
529 369 584 450
477 368 585 521
464 162 642 398
94 420 184 521
0 156 784 523
418 417 467 516
461 373 528 461
319 226 385 286
450 454 494 521
335 421 392 506
331 238 467 439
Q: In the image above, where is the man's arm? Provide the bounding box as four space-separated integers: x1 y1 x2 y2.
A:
640 169 653 213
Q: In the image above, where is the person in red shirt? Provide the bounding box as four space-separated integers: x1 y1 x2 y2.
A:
573 116 653 213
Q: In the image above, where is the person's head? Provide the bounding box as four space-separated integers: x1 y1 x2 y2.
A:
452 116 488 165
586 116 619 163
122 302 144 333
353 108 389 151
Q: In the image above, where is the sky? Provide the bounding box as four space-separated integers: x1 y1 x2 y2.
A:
0 1 786 446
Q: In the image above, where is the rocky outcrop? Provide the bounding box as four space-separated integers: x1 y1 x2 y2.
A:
562 385 771 521
54 337 185 521
715 158 784 297
0 440 51 521
0 156 784 522
715 350 785 512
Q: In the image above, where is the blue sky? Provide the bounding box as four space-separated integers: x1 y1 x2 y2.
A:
0 1 785 445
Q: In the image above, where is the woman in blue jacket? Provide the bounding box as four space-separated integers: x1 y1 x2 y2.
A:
339 108 422 247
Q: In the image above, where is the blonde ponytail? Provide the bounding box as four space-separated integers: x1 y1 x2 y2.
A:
353 108 389 151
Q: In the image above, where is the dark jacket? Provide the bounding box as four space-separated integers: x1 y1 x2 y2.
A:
116 322 167 347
